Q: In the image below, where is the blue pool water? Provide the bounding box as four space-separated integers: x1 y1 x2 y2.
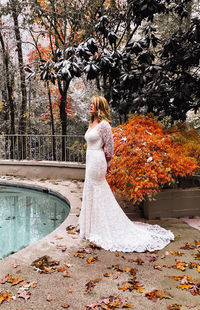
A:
0 185 70 259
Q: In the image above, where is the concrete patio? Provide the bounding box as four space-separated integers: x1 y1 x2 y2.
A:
0 175 200 310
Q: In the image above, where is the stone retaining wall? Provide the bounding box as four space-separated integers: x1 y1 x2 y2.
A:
0 160 85 180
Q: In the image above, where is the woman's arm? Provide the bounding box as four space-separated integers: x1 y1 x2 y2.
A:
99 121 114 172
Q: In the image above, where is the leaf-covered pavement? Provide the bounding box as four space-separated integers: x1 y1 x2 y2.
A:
1 220 200 310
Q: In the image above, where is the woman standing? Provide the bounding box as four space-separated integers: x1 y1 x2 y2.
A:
79 96 174 252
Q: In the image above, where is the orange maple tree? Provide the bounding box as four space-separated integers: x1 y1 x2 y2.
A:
168 122 200 169
107 115 197 204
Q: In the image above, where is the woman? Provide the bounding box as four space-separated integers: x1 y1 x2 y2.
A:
79 96 174 252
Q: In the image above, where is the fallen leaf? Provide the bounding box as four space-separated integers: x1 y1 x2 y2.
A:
104 273 113 277
177 283 191 290
0 274 10 284
129 268 137 276
195 240 200 248
67 231 76 235
84 280 96 294
180 243 195 250
46 294 52 302
169 251 183 256
30 282 37 288
10 277 24 286
17 290 31 301
193 251 200 260
189 283 200 295
12 262 19 268
67 289 72 293
115 252 120 257
61 305 70 308
57 264 68 272
167 305 181 310
112 265 123 272
0 291 12 304
113 273 120 279
74 253 85 259
63 271 72 277
87 256 98 264
89 243 101 249
136 257 144 265
154 265 163 271
145 289 172 302
181 276 189 285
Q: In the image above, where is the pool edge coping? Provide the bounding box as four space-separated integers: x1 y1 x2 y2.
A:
0 178 82 263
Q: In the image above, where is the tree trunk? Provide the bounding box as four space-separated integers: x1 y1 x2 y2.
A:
47 81 56 161
0 30 16 158
58 80 69 161
12 4 27 159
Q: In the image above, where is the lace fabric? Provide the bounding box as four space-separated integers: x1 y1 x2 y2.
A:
79 120 174 252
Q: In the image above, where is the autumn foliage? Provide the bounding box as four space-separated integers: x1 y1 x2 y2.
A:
168 122 200 170
107 115 197 204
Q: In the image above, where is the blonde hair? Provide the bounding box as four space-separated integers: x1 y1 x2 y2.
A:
90 96 112 124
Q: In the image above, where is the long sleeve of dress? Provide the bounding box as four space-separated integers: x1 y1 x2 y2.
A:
99 120 114 159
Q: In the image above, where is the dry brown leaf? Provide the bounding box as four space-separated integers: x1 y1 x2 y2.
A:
0 292 12 304
180 243 195 250
193 251 200 260
167 304 181 310
87 256 98 264
63 271 72 277
154 265 163 271
145 289 172 302
112 265 123 272
104 273 113 277
46 294 52 302
136 257 144 265
169 251 183 256
10 277 24 286
57 264 68 272
195 240 200 248
74 253 85 259
89 243 101 249
177 284 191 291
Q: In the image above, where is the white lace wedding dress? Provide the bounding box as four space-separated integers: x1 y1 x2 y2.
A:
79 120 174 252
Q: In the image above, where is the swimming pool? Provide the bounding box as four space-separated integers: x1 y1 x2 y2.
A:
0 185 70 259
